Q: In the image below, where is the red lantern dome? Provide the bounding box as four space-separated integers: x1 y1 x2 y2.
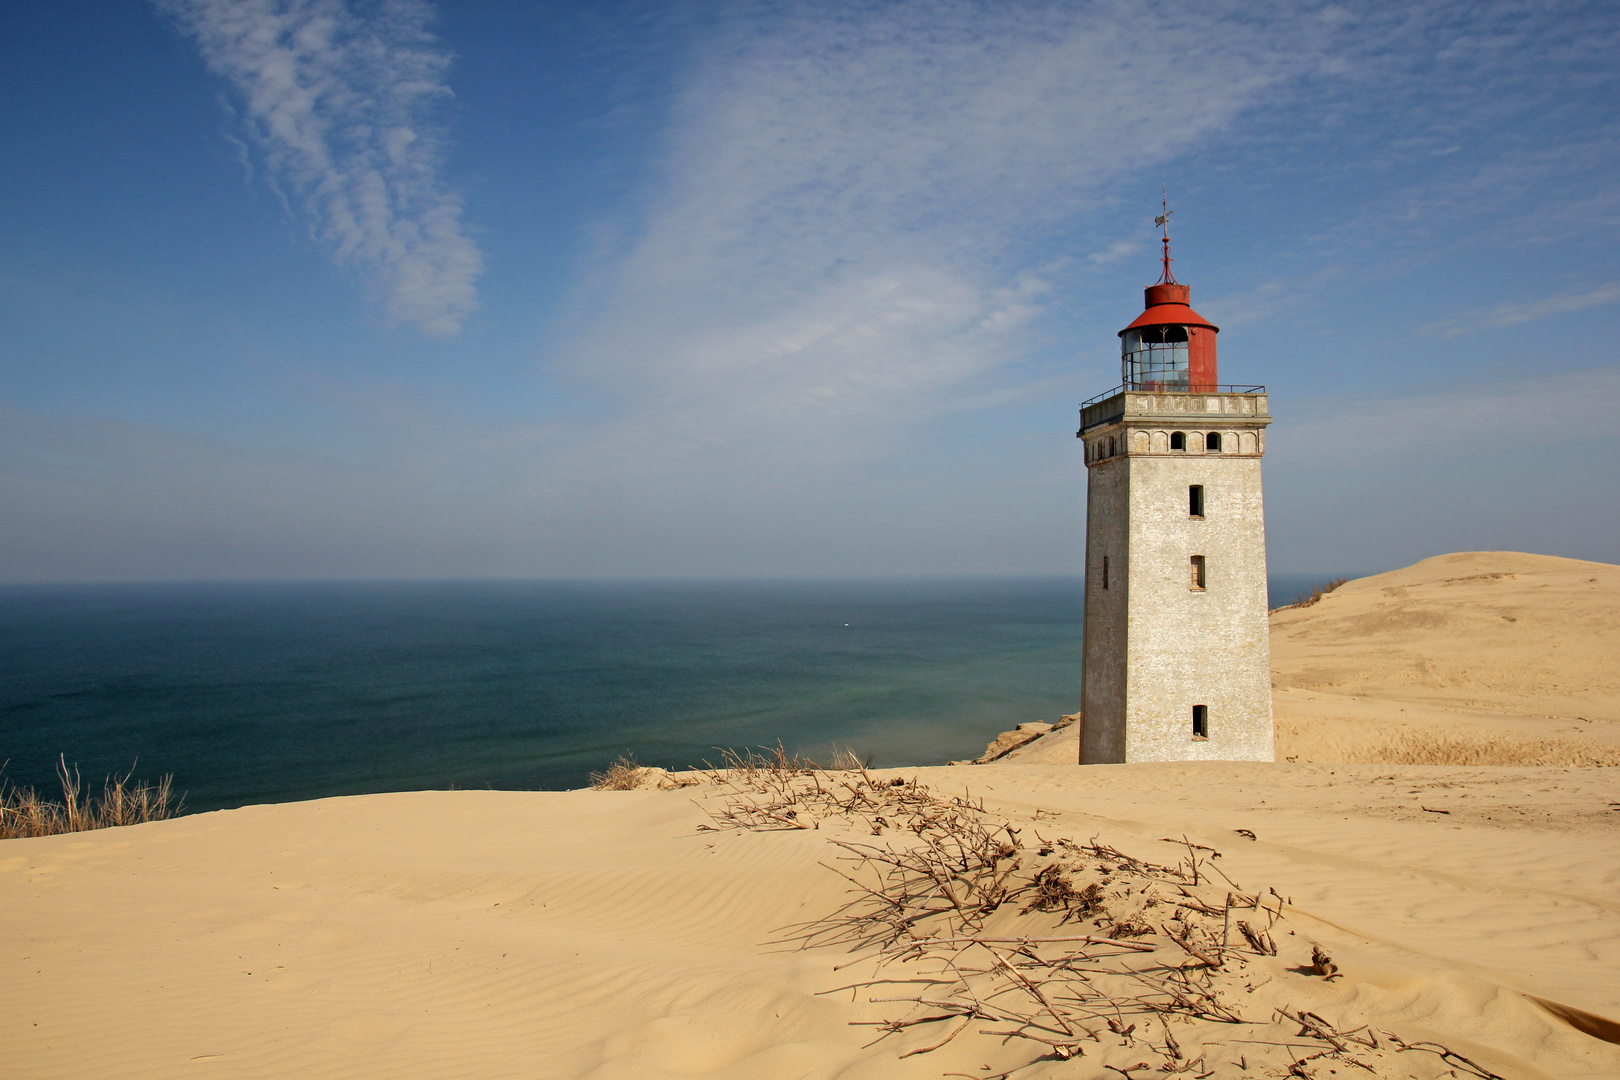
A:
1116 200 1219 392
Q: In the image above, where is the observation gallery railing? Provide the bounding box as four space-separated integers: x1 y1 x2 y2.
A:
1079 384 1266 411
1077 385 1267 434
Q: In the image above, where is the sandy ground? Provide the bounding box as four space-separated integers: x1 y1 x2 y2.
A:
4 551 1618 1078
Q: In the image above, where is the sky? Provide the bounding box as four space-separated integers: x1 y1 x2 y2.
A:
1 0 1617 581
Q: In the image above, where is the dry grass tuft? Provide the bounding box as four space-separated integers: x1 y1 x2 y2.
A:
700 742 871 778
704 742 821 779
1274 576 1348 612
1 756 180 840
591 741 872 793
589 755 649 790
827 744 867 771
589 755 703 791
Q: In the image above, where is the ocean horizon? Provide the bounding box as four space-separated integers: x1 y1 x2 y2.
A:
2 573 1338 813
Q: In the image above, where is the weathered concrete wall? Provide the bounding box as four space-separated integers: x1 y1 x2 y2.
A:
1123 454 1273 762
1080 391 1274 764
1081 455 1130 763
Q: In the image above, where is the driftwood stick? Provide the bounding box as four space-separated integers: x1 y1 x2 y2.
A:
1202 857 1244 892
985 945 1077 1037
867 996 1031 1025
978 1027 1089 1050
815 977 950 994
1166 930 1222 969
898 1014 972 1057
875 934 1157 953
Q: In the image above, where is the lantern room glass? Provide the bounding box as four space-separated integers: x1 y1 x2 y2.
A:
1121 326 1189 391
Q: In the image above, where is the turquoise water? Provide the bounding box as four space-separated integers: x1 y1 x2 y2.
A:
0 575 1331 812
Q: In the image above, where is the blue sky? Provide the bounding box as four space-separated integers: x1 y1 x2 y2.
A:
2 0 1616 580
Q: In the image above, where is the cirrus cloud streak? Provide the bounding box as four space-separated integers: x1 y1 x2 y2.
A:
159 0 481 335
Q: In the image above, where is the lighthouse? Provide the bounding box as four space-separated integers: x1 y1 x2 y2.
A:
1077 206 1274 764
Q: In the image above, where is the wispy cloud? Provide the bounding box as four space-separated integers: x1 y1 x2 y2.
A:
1420 281 1620 338
159 0 480 335
1210 1 1620 297
557 1 1310 496
535 0 1619 575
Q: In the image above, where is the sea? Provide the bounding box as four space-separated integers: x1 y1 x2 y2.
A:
1 574 1333 813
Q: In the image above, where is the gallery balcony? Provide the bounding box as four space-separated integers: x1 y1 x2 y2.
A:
1077 384 1267 434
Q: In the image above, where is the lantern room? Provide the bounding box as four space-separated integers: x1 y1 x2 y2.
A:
1119 281 1219 393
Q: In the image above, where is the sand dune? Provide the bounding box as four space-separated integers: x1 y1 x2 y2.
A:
4 551 1618 1078
5 765 1619 1078
1270 552 1620 766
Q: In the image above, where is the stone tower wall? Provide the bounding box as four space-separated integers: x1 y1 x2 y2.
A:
1122 453 1272 761
1080 455 1130 763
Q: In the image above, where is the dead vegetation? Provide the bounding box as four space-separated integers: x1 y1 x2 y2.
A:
588 754 703 791
1 757 180 840
705 742 869 775
694 756 1506 1079
592 743 875 792
1274 577 1349 612
589 754 649 790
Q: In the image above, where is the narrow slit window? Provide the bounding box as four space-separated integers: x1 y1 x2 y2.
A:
1190 555 1206 590
1192 705 1208 739
1102 555 1109 590
1189 484 1204 518
1205 432 1222 452
1170 431 1185 451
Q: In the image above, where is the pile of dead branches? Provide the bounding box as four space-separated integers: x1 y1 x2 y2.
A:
697 762 1505 1080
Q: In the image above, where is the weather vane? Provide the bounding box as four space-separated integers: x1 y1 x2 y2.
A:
1154 186 1177 285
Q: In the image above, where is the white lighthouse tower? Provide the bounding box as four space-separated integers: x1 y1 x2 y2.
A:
1078 206 1273 764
